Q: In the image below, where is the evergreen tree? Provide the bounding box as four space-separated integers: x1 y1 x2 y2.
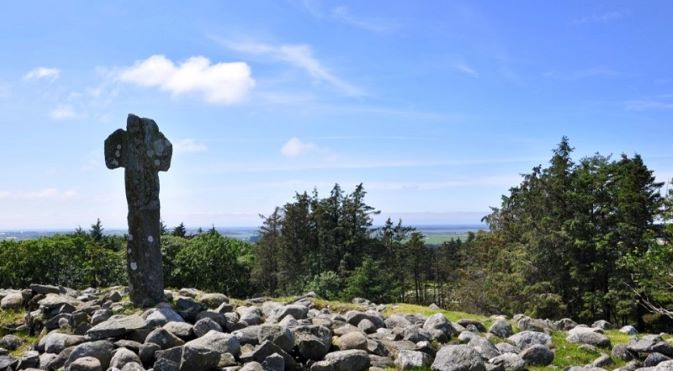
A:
89 218 104 242
172 222 187 237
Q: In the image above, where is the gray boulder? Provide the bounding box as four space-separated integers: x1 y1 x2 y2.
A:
620 325 638 335
519 344 553 366
566 327 611 348
145 327 185 349
395 349 433 370
0 292 23 310
68 355 102 371
197 293 228 309
258 325 294 352
336 331 368 350
180 330 240 370
424 313 456 341
87 314 147 340
193 317 223 338
469 335 500 360
144 306 184 327
0 335 22 351
431 344 486 371
489 352 525 371
488 320 513 338
507 331 552 350
65 340 115 369
109 347 142 369
315 349 370 371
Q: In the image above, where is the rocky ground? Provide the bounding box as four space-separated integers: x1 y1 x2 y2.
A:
1 286 673 371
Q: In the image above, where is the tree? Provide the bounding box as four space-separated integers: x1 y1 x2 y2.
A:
160 220 168 235
172 222 187 237
89 218 104 242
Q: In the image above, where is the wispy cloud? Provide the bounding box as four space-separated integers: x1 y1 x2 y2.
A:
625 95 673 111
330 6 395 33
220 39 365 97
0 188 77 200
451 62 479 77
49 105 81 120
173 139 208 153
572 9 629 25
118 55 255 105
24 67 60 81
281 137 319 158
545 67 618 80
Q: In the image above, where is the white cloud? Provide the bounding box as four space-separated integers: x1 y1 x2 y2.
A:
625 95 673 111
281 137 318 158
330 6 394 33
173 139 208 153
118 55 255 105
49 105 81 120
452 62 479 77
24 67 60 81
0 188 78 201
222 40 364 97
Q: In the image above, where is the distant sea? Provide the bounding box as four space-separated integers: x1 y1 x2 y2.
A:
0 224 487 244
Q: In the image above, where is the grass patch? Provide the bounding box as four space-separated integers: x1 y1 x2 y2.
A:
384 303 490 324
312 299 367 313
8 332 40 357
0 309 26 328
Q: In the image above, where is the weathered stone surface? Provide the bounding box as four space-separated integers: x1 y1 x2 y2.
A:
69 355 103 371
395 349 433 370
320 349 370 371
105 114 172 307
507 331 552 350
87 314 147 340
619 325 638 335
489 352 525 371
38 331 87 354
110 347 142 369
193 317 223 338
0 355 19 370
519 344 554 366
65 340 115 369
163 321 194 339
336 331 368 351
423 313 456 341
0 335 22 351
489 319 513 338
468 335 500 360
180 330 240 370
251 340 297 370
1 292 24 310
198 293 229 309
144 306 184 327
258 325 294 352
432 344 486 371
567 327 611 348
145 327 186 349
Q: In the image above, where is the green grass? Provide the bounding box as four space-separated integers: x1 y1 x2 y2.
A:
0 308 26 328
384 303 490 324
8 332 40 357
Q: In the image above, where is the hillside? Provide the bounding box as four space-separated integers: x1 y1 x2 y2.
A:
1 285 671 370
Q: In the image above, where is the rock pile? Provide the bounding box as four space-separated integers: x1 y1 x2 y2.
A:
1 285 672 370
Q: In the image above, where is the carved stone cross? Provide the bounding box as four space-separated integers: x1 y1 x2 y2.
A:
105 114 172 307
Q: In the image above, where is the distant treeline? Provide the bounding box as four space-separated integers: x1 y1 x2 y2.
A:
1 137 672 330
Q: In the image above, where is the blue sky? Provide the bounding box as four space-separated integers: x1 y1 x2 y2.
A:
1 1 672 229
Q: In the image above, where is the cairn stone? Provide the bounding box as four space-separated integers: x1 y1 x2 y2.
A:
105 114 172 307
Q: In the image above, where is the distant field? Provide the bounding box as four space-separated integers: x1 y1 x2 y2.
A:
0 224 487 243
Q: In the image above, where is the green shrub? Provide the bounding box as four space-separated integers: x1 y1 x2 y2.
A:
172 232 253 297
304 271 342 300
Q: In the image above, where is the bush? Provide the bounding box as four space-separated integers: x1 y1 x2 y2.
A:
304 271 342 300
343 257 398 302
172 232 253 297
0 234 125 289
